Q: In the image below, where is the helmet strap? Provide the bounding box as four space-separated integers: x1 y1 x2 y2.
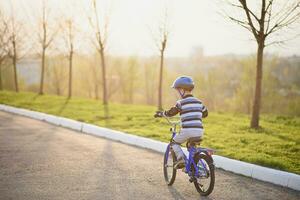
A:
177 89 185 98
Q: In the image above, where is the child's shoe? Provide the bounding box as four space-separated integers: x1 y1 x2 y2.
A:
174 158 185 169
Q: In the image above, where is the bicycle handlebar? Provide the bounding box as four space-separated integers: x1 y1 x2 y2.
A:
163 115 180 126
154 111 180 129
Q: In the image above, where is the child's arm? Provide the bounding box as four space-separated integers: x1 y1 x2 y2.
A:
164 102 181 117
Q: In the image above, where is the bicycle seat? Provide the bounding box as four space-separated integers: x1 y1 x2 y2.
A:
187 137 202 147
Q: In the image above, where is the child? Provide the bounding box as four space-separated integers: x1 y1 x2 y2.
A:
156 76 208 168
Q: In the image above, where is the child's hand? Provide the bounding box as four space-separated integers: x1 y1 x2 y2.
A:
154 111 164 118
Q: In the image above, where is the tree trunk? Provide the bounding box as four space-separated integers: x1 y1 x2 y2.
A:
95 82 99 99
145 67 150 104
68 51 73 98
13 55 18 92
99 49 108 105
56 84 61 96
129 67 134 104
158 50 164 110
0 65 2 90
39 49 45 95
92 64 99 99
247 96 251 115
129 81 133 104
251 43 264 128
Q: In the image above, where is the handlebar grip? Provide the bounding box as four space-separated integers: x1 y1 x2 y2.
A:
154 111 163 118
154 114 161 118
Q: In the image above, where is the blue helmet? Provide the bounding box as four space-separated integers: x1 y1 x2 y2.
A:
171 76 194 91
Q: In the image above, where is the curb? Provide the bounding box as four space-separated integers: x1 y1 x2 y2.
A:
0 104 299 191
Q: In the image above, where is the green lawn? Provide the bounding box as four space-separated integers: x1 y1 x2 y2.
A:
0 90 299 174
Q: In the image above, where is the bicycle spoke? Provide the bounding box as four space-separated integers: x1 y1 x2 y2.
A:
199 184 204 190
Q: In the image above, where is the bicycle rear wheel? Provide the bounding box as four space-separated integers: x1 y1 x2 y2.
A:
163 146 177 185
193 153 215 196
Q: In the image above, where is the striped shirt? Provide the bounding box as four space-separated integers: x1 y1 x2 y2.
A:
164 94 208 130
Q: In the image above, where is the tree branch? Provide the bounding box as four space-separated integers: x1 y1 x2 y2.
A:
228 16 252 32
266 2 300 36
239 0 259 42
92 0 105 51
247 6 260 22
265 0 273 34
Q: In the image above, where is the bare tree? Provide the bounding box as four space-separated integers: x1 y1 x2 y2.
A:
153 9 170 111
8 21 18 92
62 19 75 98
158 29 168 111
225 0 300 128
59 0 81 99
38 0 57 95
0 10 9 90
6 6 25 92
91 57 100 99
89 0 109 105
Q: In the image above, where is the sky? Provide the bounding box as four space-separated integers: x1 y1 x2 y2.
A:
2 0 300 57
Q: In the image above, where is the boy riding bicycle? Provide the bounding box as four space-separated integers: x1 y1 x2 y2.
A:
155 76 208 168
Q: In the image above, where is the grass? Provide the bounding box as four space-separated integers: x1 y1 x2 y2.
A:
0 90 299 174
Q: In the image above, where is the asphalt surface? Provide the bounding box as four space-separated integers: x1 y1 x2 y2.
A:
0 111 299 200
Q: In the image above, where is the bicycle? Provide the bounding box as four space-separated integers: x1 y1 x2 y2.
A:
155 113 215 196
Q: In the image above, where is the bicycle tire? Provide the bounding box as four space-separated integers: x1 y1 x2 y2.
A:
192 153 215 196
163 147 177 185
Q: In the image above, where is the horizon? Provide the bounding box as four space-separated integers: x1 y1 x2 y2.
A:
16 51 300 60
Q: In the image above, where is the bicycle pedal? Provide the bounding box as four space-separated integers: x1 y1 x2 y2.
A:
189 177 196 183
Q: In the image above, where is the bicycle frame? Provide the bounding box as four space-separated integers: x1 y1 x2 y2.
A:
163 116 213 178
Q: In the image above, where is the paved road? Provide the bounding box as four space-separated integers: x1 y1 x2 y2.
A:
0 111 299 200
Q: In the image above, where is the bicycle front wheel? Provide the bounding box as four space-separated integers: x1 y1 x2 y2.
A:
163 146 177 185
